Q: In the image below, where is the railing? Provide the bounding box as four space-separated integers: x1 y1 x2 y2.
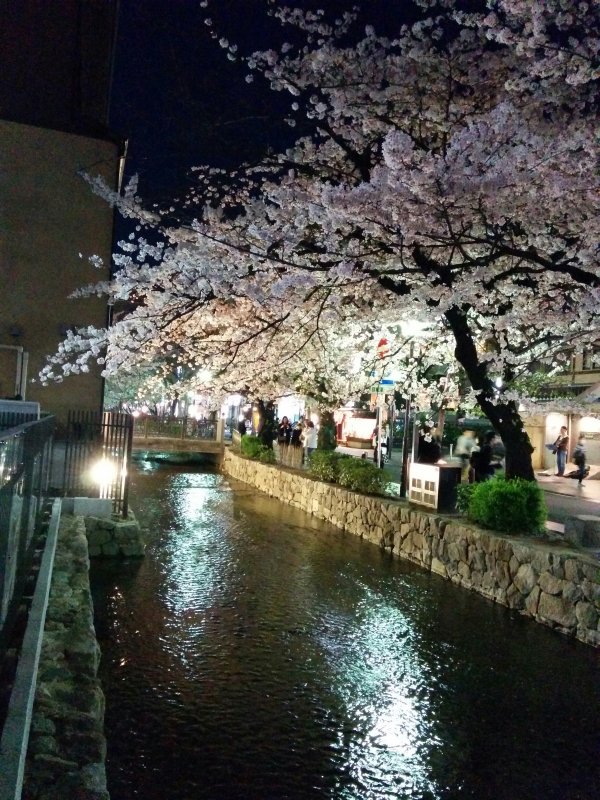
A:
0 416 55 659
133 415 218 441
61 410 133 518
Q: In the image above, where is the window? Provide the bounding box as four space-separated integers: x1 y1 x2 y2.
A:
582 347 600 371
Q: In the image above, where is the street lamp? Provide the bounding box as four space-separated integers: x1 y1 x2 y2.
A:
397 320 434 498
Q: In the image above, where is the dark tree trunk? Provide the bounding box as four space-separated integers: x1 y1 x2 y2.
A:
256 399 276 449
317 409 337 450
445 307 535 481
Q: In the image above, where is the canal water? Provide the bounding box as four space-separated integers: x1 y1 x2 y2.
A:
91 464 600 800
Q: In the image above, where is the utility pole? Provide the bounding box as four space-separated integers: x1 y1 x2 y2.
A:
399 396 411 498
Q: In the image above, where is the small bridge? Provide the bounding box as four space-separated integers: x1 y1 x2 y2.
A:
132 416 225 464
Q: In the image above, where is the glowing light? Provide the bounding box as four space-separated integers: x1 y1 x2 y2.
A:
399 320 433 338
89 458 118 490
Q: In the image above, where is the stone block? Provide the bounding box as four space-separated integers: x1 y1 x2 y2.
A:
120 542 146 557
562 581 583 604
114 522 141 541
431 558 447 577
458 561 471 581
73 498 113 518
538 572 564 596
87 529 112 547
576 601 598 630
564 559 582 582
564 515 600 547
537 591 577 629
101 541 120 557
514 563 538 595
496 560 512 590
447 541 467 563
581 579 600 604
506 584 525 610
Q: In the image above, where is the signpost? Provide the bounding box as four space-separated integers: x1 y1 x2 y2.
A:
372 378 394 467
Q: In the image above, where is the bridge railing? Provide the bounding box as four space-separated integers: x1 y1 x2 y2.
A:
133 416 218 441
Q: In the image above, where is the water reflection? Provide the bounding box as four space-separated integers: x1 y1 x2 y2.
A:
91 467 600 800
322 599 438 798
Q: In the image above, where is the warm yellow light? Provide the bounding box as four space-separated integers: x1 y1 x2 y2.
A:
89 458 118 488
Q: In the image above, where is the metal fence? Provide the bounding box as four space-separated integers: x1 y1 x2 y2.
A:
133 415 217 441
61 410 133 518
0 411 40 431
0 416 55 658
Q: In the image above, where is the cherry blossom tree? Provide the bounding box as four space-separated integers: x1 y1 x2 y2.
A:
190 0 598 479
42 1 599 480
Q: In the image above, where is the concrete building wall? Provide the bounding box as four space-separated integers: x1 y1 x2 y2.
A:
0 0 117 132
0 119 119 425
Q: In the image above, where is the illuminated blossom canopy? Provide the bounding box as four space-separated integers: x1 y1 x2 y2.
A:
42 0 599 480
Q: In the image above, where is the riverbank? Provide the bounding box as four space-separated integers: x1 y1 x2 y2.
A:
23 514 108 800
21 507 145 799
223 449 600 647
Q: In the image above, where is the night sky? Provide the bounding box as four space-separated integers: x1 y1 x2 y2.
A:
109 0 407 209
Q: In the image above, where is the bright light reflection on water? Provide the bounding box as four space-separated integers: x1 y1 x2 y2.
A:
91 467 600 800
321 598 437 797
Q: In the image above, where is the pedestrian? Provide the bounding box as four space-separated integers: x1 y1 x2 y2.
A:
455 429 476 479
277 415 292 446
552 426 569 476
471 430 498 482
301 419 318 461
572 434 586 486
417 425 442 464
290 420 303 448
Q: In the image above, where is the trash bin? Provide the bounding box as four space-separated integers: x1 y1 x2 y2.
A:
408 463 462 512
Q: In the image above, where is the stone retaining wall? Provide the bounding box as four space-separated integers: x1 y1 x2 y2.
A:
24 514 109 800
84 512 146 557
223 450 600 648
24 509 145 799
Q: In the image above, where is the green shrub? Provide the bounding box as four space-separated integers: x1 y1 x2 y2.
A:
336 457 390 496
307 450 348 482
240 434 275 463
257 447 276 464
465 477 547 535
456 482 476 514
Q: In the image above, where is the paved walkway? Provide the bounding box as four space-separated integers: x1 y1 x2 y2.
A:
336 445 600 528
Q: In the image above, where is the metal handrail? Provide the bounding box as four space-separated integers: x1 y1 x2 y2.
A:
0 498 60 800
133 415 218 441
0 417 55 656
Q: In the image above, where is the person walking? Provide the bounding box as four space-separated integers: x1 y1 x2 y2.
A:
417 425 442 464
471 430 499 482
455 429 476 480
553 426 569 476
572 434 586 486
301 419 318 461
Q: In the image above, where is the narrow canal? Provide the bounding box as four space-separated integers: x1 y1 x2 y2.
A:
91 464 600 800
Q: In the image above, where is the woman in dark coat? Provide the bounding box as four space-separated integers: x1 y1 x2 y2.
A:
472 430 498 482
290 421 303 447
417 426 442 464
277 416 292 445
